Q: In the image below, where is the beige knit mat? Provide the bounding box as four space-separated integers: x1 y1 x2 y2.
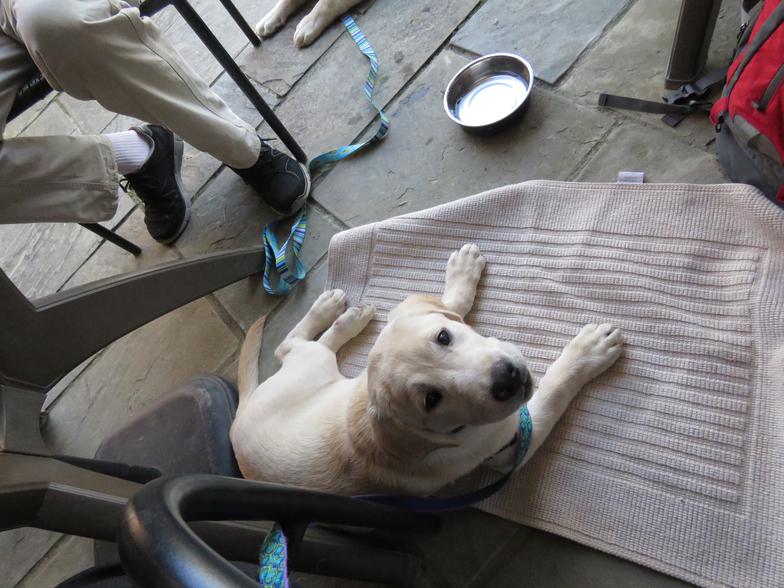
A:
324 181 784 588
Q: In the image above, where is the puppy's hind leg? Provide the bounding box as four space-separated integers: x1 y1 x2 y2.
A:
442 244 486 318
275 289 346 360
319 304 375 352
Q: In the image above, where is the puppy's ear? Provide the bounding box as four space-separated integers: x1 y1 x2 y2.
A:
388 294 464 323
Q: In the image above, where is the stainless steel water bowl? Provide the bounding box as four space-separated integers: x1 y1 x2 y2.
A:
444 53 534 135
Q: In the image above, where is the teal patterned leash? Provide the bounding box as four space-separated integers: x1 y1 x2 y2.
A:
258 406 533 586
258 524 290 588
262 14 389 295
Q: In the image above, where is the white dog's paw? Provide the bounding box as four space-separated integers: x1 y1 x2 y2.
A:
332 304 375 337
293 10 328 47
318 304 375 351
446 243 486 285
336 304 375 329
558 323 624 386
310 289 347 324
256 10 287 38
442 244 485 317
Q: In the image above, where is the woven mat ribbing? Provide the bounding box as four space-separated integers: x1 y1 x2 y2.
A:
325 181 784 588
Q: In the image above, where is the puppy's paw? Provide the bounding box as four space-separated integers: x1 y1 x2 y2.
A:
558 323 624 386
331 304 375 338
256 11 287 38
293 10 328 47
442 244 485 317
310 289 347 324
446 243 486 286
336 304 375 329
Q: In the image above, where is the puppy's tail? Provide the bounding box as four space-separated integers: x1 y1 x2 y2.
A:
238 315 266 405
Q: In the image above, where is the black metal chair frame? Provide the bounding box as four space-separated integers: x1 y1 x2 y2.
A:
7 0 308 258
0 250 436 586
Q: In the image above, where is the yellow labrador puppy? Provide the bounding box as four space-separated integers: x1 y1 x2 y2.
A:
256 0 364 47
231 244 624 496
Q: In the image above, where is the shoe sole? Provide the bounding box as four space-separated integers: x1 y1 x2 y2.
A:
157 133 192 245
271 161 311 217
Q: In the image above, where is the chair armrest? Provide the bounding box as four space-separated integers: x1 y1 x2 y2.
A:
2 247 265 392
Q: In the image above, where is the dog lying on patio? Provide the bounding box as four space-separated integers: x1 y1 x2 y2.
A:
256 0 364 47
231 244 624 495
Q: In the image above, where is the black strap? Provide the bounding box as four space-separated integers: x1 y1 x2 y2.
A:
598 93 695 115
598 66 727 127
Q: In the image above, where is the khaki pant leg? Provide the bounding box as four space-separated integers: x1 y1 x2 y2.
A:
10 0 261 168
0 27 118 223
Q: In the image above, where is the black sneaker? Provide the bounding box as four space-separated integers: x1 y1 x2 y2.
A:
124 124 191 244
231 140 310 216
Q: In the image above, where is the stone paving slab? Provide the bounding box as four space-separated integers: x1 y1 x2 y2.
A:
212 69 281 127
451 0 631 84
3 93 55 138
16 536 93 588
176 167 343 330
57 94 117 136
164 1 251 86
0 530 61 588
22 101 79 137
470 527 692 588
573 123 727 184
43 295 239 456
409 509 530 588
314 49 615 227
234 1 348 97
267 0 482 159
0 192 134 299
559 0 738 147
58 208 180 291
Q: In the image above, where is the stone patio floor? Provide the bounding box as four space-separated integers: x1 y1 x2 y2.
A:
1 0 740 585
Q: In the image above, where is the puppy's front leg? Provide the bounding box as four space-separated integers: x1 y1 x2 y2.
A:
521 323 623 466
442 244 485 318
319 304 375 352
275 289 346 361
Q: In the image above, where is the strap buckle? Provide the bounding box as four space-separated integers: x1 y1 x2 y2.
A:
663 83 710 105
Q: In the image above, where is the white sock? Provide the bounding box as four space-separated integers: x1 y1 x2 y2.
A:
106 130 154 175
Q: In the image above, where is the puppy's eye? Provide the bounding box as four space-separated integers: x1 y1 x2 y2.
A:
424 389 443 412
436 328 451 346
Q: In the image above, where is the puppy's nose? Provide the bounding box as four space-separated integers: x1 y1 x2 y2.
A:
491 360 528 401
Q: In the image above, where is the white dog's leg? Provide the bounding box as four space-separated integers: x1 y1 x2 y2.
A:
319 304 375 352
441 243 486 318
294 0 359 47
521 323 623 466
275 289 346 360
256 0 307 38
485 323 623 472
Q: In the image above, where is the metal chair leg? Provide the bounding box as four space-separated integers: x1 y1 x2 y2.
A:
170 0 309 164
80 223 142 256
216 0 261 47
665 0 721 89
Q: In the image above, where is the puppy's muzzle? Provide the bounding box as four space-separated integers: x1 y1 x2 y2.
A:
490 360 532 402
